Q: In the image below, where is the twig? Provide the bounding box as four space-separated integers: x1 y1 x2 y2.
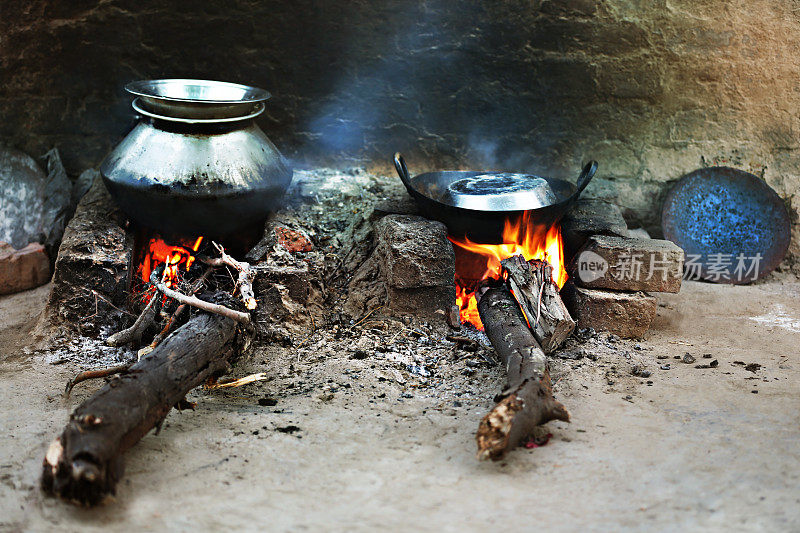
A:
150 270 250 324
205 242 257 310
351 306 383 329
87 289 137 318
148 266 216 351
65 363 133 397
105 295 161 347
205 372 268 389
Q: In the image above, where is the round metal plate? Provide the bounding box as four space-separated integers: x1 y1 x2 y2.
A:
125 79 270 103
410 170 575 213
662 167 791 283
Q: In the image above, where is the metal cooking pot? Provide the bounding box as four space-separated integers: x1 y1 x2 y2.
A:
101 79 293 239
393 153 597 241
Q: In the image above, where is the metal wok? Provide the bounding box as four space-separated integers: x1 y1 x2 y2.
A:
393 153 598 241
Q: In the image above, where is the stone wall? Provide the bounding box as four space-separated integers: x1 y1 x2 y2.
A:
1 0 798 263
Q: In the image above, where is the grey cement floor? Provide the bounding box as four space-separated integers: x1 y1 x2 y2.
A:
1 278 799 532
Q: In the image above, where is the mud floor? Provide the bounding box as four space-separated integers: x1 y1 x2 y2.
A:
2 273 800 530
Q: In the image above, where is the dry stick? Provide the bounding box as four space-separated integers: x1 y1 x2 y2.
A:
204 242 257 310
65 364 133 397
105 295 161 347
148 266 216 350
42 313 242 506
475 287 570 461
150 271 251 324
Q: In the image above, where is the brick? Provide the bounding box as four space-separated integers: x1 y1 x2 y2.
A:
37 178 131 337
561 198 628 260
0 241 50 295
569 235 684 293
561 282 657 339
346 215 455 320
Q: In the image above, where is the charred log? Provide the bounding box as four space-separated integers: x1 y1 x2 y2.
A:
476 287 570 461
42 313 249 506
501 255 575 353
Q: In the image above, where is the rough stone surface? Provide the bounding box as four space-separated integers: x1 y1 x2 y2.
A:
2 1 799 272
561 282 657 339
0 241 50 295
35 177 131 338
347 215 455 320
569 235 684 293
561 198 629 261
0 144 45 249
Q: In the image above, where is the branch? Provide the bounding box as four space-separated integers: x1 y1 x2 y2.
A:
150 271 251 324
201 242 257 310
105 294 160 347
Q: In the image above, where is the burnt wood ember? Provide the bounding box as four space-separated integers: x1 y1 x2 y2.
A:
501 255 575 353
476 287 569 461
104 294 160 347
42 313 249 506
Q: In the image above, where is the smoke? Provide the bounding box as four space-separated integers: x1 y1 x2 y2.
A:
300 1 553 171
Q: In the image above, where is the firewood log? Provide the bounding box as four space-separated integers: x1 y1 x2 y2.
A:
42 313 249 506
501 255 575 353
476 287 569 461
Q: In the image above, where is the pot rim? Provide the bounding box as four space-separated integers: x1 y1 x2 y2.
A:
132 98 265 124
125 78 271 104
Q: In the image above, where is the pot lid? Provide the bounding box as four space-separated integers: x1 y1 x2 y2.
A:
125 79 271 104
126 79 270 122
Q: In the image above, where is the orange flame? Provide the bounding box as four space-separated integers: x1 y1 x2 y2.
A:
138 235 204 289
449 211 567 330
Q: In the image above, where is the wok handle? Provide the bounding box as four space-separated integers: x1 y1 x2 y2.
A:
393 152 415 194
574 160 598 197
556 160 598 223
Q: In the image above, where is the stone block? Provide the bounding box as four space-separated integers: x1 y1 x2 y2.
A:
377 215 454 290
561 198 628 260
569 235 683 293
0 241 50 295
346 215 455 321
561 282 657 339
36 178 131 337
0 144 45 249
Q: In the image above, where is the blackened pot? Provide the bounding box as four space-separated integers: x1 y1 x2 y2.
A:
101 79 292 239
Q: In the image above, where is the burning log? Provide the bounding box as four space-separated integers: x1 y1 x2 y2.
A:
501 255 575 353
476 286 570 461
42 313 248 506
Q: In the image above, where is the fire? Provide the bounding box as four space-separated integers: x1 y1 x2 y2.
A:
449 211 567 330
138 235 204 288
